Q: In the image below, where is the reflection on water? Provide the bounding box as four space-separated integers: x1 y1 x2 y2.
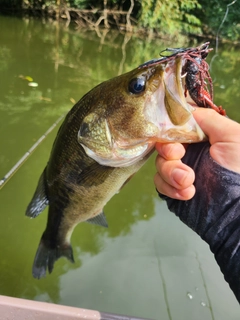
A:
0 15 240 320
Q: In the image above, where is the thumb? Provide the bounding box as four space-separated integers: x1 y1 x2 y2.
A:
193 108 239 145
193 108 240 173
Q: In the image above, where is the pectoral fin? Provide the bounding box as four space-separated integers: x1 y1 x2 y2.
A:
86 211 108 228
26 168 49 218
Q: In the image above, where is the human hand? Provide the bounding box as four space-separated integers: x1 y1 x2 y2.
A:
154 108 240 200
154 108 240 304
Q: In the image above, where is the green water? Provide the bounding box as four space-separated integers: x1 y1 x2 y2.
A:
0 15 239 320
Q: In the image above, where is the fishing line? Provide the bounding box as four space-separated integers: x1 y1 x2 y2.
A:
209 0 237 76
0 114 65 190
215 0 238 53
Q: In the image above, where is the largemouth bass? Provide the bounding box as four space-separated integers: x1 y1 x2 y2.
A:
26 44 214 279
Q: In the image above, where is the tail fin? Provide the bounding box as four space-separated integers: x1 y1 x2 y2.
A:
32 240 74 279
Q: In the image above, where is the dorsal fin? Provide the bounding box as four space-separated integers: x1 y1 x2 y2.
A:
26 168 49 218
86 211 108 228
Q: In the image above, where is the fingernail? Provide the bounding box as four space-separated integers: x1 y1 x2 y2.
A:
172 168 188 185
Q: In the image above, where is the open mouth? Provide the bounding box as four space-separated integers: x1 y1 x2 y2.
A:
141 53 207 144
139 42 225 117
162 56 196 127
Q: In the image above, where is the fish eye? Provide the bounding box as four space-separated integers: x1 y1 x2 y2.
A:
128 77 146 94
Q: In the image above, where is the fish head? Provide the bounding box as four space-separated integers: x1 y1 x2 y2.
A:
78 57 205 167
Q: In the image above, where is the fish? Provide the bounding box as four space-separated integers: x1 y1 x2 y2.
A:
26 47 208 279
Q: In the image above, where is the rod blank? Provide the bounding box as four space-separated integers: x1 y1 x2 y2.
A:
0 114 65 189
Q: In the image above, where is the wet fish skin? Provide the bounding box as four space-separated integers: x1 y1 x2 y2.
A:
26 71 155 278
26 60 205 279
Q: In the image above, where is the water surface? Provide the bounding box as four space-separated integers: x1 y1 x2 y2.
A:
0 15 239 320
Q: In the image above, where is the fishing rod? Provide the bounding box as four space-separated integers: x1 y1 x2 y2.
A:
0 114 65 190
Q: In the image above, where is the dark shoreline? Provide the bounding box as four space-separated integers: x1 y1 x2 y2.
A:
0 7 239 45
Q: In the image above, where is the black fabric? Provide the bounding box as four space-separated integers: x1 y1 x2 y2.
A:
158 142 240 303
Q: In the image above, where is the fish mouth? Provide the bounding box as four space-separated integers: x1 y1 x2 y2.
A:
144 56 206 144
78 55 206 168
164 56 195 126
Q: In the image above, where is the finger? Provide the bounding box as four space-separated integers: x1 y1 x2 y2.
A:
155 142 186 160
154 172 196 200
155 155 195 190
193 108 240 144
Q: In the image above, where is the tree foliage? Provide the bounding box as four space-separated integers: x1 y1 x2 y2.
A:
194 0 240 41
139 0 202 35
0 0 239 41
